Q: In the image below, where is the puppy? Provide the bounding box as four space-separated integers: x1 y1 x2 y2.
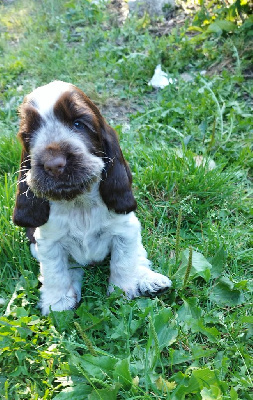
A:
13 81 172 315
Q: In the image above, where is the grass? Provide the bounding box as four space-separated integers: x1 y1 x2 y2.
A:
0 0 252 399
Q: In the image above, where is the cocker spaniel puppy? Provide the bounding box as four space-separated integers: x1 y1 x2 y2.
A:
13 81 172 315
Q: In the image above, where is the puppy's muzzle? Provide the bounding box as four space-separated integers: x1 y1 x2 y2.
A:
44 155 66 177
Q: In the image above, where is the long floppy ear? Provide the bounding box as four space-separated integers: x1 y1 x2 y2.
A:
13 149 50 228
99 123 137 214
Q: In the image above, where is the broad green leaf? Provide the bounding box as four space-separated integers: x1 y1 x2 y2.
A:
174 249 212 284
168 345 216 367
177 297 202 323
49 310 75 333
230 387 239 400
172 371 217 398
153 308 178 350
129 318 143 334
191 319 220 343
113 358 132 390
10 365 29 377
209 277 244 307
153 307 173 331
214 20 237 32
207 20 237 33
76 303 108 326
88 384 121 400
187 25 204 33
206 22 222 34
53 384 91 399
201 385 222 399
191 344 216 360
110 319 127 339
157 325 178 350
173 374 199 397
239 315 253 324
210 246 226 278
75 355 118 380
169 348 192 365
234 280 248 290
14 307 29 318
191 368 220 390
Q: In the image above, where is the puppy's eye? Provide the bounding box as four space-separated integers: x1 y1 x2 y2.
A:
73 120 85 130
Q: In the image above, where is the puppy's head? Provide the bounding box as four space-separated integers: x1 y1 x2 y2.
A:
13 81 137 228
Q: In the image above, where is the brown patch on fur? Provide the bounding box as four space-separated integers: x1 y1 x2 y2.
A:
100 122 137 213
18 101 43 152
53 90 102 153
13 149 50 228
26 227 36 244
54 87 137 213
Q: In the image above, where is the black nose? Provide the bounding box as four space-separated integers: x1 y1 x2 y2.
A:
44 156 66 177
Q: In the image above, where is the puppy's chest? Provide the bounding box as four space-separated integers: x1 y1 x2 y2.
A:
61 207 112 265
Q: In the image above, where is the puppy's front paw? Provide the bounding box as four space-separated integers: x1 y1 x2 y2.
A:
136 271 172 298
40 285 79 315
109 268 172 299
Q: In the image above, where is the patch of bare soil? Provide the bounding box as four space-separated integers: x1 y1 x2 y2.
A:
100 98 146 125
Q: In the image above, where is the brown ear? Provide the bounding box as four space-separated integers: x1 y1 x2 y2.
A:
13 149 50 228
99 123 137 214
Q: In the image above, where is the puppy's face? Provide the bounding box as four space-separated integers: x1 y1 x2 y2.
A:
13 81 137 229
19 81 104 201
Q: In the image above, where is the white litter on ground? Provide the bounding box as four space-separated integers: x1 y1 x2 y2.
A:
194 155 216 170
148 64 175 89
175 149 216 171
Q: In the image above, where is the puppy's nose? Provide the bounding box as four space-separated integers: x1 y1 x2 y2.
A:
44 156 66 177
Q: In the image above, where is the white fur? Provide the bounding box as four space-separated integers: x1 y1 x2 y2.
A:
33 183 171 315
25 81 172 315
27 81 72 116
